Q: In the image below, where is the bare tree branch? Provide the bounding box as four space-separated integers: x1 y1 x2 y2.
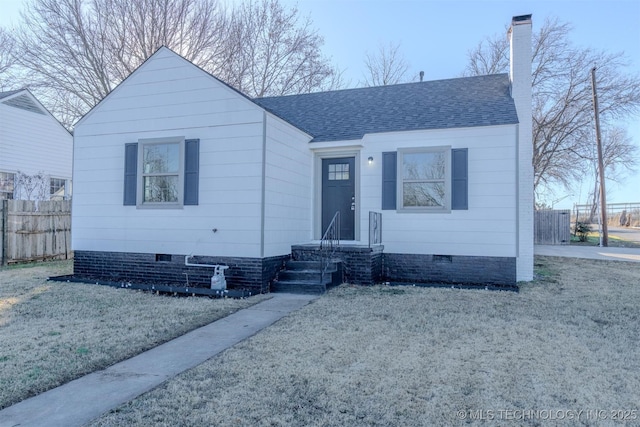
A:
0 27 17 89
463 30 509 76
465 17 640 201
12 0 225 126
361 41 410 86
12 0 338 125
226 0 340 97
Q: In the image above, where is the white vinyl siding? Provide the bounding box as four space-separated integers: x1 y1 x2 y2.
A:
359 125 518 257
262 113 313 257
72 48 313 259
73 48 267 258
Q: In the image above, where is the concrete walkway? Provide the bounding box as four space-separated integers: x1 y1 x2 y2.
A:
535 244 640 262
0 293 317 427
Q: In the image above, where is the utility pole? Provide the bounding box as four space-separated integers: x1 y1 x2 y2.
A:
591 67 608 247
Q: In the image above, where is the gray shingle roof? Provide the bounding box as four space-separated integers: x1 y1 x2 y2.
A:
253 73 518 142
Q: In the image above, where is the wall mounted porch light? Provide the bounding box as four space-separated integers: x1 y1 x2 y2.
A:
368 156 374 164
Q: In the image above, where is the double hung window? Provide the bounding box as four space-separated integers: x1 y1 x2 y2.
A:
141 142 182 204
123 137 199 208
399 148 449 209
382 146 467 212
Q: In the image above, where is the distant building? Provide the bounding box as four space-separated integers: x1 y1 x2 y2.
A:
0 89 72 200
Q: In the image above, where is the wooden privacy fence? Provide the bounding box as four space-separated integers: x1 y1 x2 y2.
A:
534 209 571 245
1 200 72 265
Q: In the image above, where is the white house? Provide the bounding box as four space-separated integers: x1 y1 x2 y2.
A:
71 15 533 293
0 89 73 200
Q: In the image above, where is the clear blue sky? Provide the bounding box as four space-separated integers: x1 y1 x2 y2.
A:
1 0 638 207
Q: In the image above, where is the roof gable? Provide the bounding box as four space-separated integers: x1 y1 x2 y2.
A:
0 89 71 135
254 74 519 142
1 90 47 115
74 46 266 129
0 89 23 100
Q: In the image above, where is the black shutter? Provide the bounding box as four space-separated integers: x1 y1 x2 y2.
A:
382 151 397 210
451 148 468 210
123 143 138 205
184 139 200 205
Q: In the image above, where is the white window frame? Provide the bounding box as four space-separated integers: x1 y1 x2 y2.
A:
50 177 68 200
397 146 451 213
0 171 15 200
137 137 184 208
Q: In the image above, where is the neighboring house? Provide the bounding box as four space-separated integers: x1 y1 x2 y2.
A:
0 89 73 200
72 15 533 292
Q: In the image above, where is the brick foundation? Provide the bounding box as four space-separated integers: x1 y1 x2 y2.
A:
383 253 516 286
74 249 516 292
74 251 289 293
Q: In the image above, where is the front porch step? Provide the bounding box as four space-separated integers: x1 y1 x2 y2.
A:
272 260 342 294
271 280 329 295
285 260 325 270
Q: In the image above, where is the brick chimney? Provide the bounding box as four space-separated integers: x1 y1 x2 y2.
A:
508 14 534 282
509 14 532 129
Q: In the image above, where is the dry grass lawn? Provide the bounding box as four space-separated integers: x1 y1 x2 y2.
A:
0 261 269 410
89 256 640 426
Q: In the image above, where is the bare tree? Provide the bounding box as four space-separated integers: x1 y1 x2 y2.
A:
464 33 509 76
102 0 233 80
226 0 339 97
13 0 339 125
14 171 49 201
600 127 638 181
465 18 640 199
0 27 17 89
361 41 410 86
586 126 637 218
13 0 229 127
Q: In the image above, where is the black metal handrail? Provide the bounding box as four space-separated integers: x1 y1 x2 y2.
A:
320 211 340 284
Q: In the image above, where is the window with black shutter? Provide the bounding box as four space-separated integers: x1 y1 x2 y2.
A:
123 137 199 208
381 146 468 212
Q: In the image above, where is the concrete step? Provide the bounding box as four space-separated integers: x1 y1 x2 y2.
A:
272 258 343 295
278 270 323 282
271 280 327 295
285 260 322 270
